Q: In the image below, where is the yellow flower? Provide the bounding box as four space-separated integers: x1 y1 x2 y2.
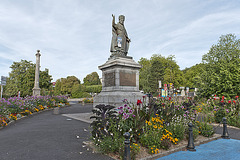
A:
153 125 157 129
148 122 152 126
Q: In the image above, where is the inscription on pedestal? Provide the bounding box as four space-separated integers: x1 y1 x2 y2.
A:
104 72 115 87
120 71 136 86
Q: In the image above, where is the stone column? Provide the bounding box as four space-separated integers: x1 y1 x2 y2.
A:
33 50 41 96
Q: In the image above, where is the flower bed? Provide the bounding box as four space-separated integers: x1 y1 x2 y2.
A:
0 95 69 127
90 96 239 159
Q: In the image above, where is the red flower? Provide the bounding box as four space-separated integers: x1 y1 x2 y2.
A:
137 99 142 105
233 100 236 104
236 96 239 99
222 96 224 100
169 97 171 100
228 100 231 104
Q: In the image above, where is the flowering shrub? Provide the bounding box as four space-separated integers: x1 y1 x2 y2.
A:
91 95 239 158
0 96 68 127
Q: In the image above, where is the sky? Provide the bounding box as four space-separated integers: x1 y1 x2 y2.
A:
0 0 240 82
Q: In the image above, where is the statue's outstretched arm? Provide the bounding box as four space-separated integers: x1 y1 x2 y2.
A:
112 14 116 27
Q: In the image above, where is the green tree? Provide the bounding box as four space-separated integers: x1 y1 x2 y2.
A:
199 34 240 98
4 60 52 97
182 63 205 88
57 76 80 95
139 54 184 94
54 79 62 95
139 58 151 92
83 72 101 85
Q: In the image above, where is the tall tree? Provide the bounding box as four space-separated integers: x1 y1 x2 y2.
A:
182 63 205 88
60 76 80 95
199 34 240 98
139 54 184 94
4 60 52 97
83 72 101 85
139 58 151 92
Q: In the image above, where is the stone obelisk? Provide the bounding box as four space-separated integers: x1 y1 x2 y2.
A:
33 50 41 96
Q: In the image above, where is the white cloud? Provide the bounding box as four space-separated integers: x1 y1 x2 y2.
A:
0 0 240 82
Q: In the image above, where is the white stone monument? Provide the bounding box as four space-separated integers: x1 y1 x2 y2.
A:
33 50 41 96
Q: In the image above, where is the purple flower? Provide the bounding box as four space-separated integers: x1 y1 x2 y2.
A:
124 104 128 108
181 106 184 109
132 114 135 117
183 114 187 117
129 110 133 114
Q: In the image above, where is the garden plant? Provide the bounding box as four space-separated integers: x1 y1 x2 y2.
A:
90 95 239 159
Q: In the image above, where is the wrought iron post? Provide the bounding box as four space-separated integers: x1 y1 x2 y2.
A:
187 123 196 151
123 132 130 160
221 117 230 139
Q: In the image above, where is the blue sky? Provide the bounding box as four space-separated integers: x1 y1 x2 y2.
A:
0 0 239 82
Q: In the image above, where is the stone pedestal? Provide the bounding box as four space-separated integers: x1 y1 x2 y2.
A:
93 56 145 107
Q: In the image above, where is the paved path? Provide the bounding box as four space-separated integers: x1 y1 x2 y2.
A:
0 103 113 160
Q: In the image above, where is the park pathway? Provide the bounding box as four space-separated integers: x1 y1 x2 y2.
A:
0 103 113 160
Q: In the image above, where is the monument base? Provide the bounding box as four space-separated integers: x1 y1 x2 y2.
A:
93 56 144 108
93 91 145 107
33 88 41 96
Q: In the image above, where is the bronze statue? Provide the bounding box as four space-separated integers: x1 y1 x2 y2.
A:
110 14 130 56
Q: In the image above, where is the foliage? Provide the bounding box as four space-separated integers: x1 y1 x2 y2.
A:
85 85 102 93
90 96 240 157
199 34 240 98
182 63 205 88
138 54 184 94
83 72 101 86
196 121 214 137
90 104 117 143
71 84 92 98
4 60 52 97
0 96 68 127
53 76 80 96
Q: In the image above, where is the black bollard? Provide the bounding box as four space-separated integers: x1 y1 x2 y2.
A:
123 132 131 160
187 123 196 151
221 117 230 139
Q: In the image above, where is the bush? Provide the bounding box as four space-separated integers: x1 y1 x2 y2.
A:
214 108 226 123
72 92 91 98
85 85 102 93
197 121 214 137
